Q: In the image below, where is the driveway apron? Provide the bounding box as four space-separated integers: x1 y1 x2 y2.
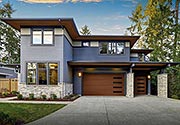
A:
27 96 180 125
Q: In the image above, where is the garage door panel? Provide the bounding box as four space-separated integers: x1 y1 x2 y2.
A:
83 74 124 96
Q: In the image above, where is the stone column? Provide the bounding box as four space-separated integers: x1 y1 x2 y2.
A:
157 74 168 98
126 73 134 97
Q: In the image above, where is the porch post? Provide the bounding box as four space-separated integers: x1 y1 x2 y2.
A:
126 73 134 97
157 73 168 98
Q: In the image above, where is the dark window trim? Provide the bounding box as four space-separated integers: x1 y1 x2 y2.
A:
31 28 55 46
26 62 59 85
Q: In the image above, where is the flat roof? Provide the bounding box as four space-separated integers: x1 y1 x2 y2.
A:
68 61 179 71
1 18 140 48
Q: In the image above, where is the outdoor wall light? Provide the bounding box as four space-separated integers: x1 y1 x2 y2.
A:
78 72 82 77
147 75 151 79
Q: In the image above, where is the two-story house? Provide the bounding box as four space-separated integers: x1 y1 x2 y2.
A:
2 18 178 98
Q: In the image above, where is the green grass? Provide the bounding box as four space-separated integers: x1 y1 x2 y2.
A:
0 103 66 123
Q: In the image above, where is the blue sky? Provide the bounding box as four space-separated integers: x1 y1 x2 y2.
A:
0 0 176 35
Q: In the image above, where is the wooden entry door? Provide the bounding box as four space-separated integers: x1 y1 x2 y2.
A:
135 76 147 95
83 74 124 96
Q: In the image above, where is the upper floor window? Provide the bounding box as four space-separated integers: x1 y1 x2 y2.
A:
32 29 53 45
82 41 89 47
99 42 124 55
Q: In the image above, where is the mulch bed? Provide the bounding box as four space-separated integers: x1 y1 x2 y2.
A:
0 94 17 98
13 96 80 101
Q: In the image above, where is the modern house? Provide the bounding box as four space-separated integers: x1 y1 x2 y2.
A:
1 18 178 98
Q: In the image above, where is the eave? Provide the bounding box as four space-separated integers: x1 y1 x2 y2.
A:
1 18 140 48
68 61 179 71
131 49 154 55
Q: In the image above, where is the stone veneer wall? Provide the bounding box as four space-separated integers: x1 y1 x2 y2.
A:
126 73 134 97
157 74 168 98
18 83 73 98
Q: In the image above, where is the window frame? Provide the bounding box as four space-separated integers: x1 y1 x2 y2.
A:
99 42 125 55
31 28 54 46
26 62 59 85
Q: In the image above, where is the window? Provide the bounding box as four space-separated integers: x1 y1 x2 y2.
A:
99 42 124 55
44 31 53 44
27 63 36 85
32 29 53 45
82 42 89 47
27 62 58 85
33 31 42 44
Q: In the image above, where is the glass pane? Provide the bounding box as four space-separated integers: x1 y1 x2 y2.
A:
38 63 47 85
100 42 108 54
33 31 42 44
49 63 58 85
44 31 53 44
111 42 116 54
82 42 89 47
117 42 124 54
27 63 36 85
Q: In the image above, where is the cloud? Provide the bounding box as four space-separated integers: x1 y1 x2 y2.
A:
19 0 102 4
104 15 128 20
0 0 2 2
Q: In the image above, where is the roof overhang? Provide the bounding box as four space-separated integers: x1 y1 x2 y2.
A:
130 49 154 55
1 18 140 48
68 61 179 71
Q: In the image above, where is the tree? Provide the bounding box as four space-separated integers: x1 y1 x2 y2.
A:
80 25 91 35
0 2 20 64
127 0 180 98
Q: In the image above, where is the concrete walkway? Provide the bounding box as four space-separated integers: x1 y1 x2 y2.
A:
27 96 180 125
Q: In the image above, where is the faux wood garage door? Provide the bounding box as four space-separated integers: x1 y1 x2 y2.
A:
83 74 124 96
135 76 147 95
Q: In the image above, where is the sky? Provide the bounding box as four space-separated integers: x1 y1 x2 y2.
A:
0 0 176 35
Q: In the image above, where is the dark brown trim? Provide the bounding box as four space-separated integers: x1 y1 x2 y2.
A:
1 18 139 48
131 49 154 55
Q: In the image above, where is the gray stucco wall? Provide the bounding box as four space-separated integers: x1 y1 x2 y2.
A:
73 68 82 95
73 45 130 62
63 36 73 83
20 35 64 83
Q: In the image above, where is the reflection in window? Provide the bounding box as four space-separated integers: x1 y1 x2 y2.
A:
26 62 58 85
82 42 89 47
99 42 124 55
49 63 58 85
27 63 36 85
38 63 47 85
33 31 42 44
44 31 53 44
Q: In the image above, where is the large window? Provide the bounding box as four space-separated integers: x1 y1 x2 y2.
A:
99 42 124 55
27 62 58 85
32 29 53 45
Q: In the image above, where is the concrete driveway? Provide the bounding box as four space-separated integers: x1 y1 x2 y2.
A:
27 96 180 125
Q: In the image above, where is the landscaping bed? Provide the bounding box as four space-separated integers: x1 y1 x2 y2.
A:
0 103 66 125
0 91 19 98
13 93 80 101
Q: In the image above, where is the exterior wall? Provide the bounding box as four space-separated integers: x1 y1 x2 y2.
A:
157 74 168 98
18 83 72 98
63 36 73 83
20 35 64 83
130 57 139 61
126 73 134 97
73 68 82 95
73 46 130 62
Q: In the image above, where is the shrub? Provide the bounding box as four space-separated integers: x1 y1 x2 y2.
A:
0 112 24 125
171 95 179 100
29 93 35 100
41 94 47 100
50 94 57 100
2 92 10 97
17 94 23 100
11 91 19 95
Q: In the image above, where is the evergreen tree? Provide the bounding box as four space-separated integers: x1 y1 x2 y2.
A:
0 2 20 64
80 25 91 35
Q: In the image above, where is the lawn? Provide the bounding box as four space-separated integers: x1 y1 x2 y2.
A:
0 103 66 124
